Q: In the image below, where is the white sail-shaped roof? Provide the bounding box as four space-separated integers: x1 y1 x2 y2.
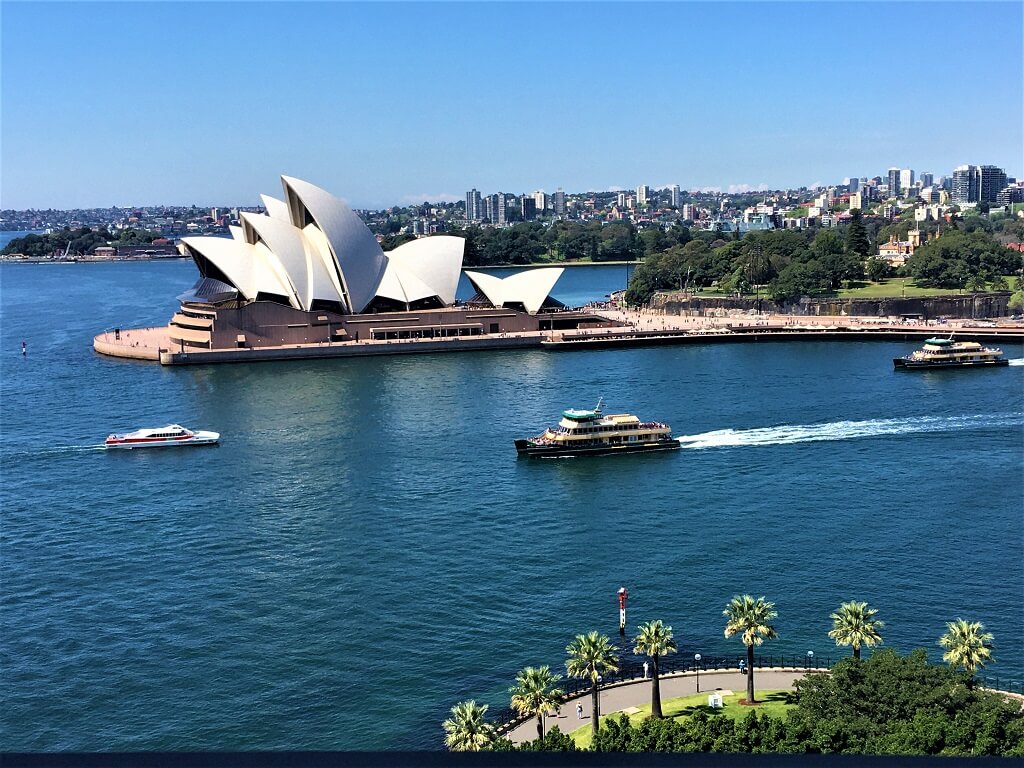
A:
281 175 387 313
180 177 468 315
181 235 295 304
374 259 444 306
241 212 342 310
260 194 291 223
385 236 464 306
465 267 564 314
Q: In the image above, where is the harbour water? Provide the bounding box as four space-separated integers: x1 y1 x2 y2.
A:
1 261 1022 751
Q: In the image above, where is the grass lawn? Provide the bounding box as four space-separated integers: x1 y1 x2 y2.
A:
567 690 795 749
836 279 956 298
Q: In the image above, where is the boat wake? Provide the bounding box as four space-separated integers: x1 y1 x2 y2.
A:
675 413 1023 450
1008 358 1024 366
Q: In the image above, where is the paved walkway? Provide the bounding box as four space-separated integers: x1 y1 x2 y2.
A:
503 667 816 745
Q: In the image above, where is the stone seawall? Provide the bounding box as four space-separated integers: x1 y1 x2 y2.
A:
656 292 1014 319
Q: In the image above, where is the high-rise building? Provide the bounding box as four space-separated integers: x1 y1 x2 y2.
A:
553 188 566 216
681 203 696 221
952 165 980 205
495 193 507 225
532 191 547 212
848 178 860 193
900 169 915 193
617 192 627 208
670 184 681 208
979 165 1008 204
466 189 482 222
521 196 537 221
919 172 933 188
636 185 650 206
887 168 901 197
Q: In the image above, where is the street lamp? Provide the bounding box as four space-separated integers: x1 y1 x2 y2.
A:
807 650 814 670
694 653 702 692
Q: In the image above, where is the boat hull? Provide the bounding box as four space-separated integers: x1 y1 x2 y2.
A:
105 431 220 449
514 438 680 458
893 358 1008 370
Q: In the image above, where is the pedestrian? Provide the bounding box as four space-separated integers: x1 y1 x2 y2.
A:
643 661 649 678
576 703 584 719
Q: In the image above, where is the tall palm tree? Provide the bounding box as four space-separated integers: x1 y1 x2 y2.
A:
509 665 564 741
566 631 619 743
939 619 994 677
828 601 884 660
442 700 496 752
723 594 778 704
633 619 677 719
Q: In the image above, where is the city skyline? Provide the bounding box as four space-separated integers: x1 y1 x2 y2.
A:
2 2 1021 210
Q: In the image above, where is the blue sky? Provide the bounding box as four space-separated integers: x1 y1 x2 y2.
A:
2 2 1021 209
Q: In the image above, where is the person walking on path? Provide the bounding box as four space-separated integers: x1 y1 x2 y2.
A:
643 661 649 678
576 703 584 719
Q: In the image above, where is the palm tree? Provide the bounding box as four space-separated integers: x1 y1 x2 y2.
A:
566 631 619 743
442 700 496 752
939 619 994 677
828 601 884 660
509 665 563 741
633 619 677 719
723 594 778 704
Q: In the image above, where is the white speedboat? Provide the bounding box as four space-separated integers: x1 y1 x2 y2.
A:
105 424 219 449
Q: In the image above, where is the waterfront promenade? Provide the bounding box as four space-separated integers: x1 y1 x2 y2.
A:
93 309 1024 365
502 667 813 745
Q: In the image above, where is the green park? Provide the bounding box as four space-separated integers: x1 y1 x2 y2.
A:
442 596 1024 756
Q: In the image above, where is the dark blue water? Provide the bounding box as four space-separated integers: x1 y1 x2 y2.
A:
2 261 1022 751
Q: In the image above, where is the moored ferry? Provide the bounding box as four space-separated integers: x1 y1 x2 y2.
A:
514 401 680 457
893 337 1008 370
105 424 220 449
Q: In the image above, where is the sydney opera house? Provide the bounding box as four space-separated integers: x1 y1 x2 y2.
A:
95 176 615 364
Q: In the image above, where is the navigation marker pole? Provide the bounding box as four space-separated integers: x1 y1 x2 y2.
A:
617 586 628 635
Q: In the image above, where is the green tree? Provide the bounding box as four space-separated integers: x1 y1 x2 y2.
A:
828 601 884 660
509 665 563 741
966 273 989 292
566 631 619 744
845 208 871 261
990 274 1009 291
723 595 778 704
516 725 579 752
442 700 496 751
866 257 891 282
633 619 677 719
939 619 994 677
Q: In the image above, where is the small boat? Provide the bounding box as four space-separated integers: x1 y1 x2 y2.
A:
893 337 1008 370
514 400 680 458
105 424 219 449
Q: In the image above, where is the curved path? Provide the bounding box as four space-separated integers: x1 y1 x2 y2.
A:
503 667 818 745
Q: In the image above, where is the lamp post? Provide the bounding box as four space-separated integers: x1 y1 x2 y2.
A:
694 653 702 692
807 650 814 670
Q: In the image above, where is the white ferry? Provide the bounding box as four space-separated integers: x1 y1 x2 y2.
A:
893 337 1008 370
514 401 679 458
105 424 219 449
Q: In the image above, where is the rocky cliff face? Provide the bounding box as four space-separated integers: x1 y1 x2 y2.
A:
655 292 1013 319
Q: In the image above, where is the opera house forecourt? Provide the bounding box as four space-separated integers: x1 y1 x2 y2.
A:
93 176 617 365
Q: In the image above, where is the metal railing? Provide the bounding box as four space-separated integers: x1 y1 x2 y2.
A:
491 652 836 732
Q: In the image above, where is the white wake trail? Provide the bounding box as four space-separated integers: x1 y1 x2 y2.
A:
676 414 1023 450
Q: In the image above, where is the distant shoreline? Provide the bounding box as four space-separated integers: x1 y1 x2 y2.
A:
0 256 189 264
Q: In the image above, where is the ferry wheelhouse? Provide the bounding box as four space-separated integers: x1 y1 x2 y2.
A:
514 402 679 458
893 337 1008 370
105 424 220 449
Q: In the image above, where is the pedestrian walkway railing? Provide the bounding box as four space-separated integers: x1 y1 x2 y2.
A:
977 675 1024 695
490 653 836 733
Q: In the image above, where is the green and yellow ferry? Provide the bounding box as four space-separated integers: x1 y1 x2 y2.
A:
514 401 680 458
893 337 1008 370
